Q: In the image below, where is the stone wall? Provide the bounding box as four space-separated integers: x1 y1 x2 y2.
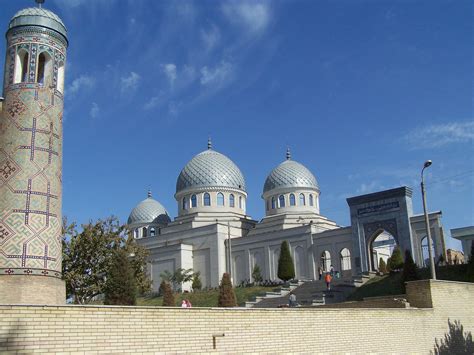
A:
0 280 472 354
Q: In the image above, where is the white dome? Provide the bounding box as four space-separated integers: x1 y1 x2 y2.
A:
176 144 246 196
263 151 319 196
127 192 170 226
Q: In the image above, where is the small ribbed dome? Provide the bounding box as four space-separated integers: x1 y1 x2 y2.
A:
176 149 246 195
9 7 67 40
263 159 319 194
127 194 171 226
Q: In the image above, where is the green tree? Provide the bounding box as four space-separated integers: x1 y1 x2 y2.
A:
378 258 387 274
388 246 404 271
433 320 473 355
104 248 137 305
252 264 263 284
402 250 419 291
386 257 392 272
160 280 175 306
192 271 202 291
160 268 194 291
218 273 237 307
124 236 152 295
62 216 151 304
277 241 295 281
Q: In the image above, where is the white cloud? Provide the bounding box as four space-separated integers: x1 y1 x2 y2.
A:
200 61 234 86
162 64 177 87
67 75 95 96
403 121 474 149
201 24 221 51
90 102 100 118
120 72 141 93
222 1 271 34
356 181 385 195
144 92 165 110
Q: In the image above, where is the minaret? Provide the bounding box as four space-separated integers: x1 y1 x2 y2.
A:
0 1 68 304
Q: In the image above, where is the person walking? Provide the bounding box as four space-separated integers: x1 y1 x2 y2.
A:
288 292 297 307
325 273 332 291
185 299 192 308
318 266 323 280
330 265 334 276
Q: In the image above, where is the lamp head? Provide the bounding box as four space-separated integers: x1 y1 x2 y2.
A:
424 160 432 168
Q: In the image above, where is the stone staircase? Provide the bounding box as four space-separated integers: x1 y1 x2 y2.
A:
246 272 377 308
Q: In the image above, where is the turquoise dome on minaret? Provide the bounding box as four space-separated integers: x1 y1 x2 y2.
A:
9 6 67 41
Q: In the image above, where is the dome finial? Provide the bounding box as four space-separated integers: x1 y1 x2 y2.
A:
147 189 152 198
35 0 45 8
207 137 212 150
286 147 291 160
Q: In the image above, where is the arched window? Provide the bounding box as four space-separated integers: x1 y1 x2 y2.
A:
299 193 306 206
191 194 197 208
134 229 139 239
182 197 187 210
36 52 52 85
320 251 331 271
229 194 235 207
15 49 29 83
142 227 147 238
204 193 211 206
340 248 351 271
309 194 314 206
271 197 276 209
239 196 243 209
57 60 65 92
289 194 296 206
279 195 285 208
217 192 224 206
150 228 156 237
266 200 269 211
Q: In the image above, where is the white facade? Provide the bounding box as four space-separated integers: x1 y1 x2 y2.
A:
129 144 448 291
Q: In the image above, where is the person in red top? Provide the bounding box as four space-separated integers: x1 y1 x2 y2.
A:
324 273 332 291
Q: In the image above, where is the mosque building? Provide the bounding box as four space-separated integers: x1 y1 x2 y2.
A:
128 141 447 291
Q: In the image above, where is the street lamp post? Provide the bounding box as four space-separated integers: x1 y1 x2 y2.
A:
421 160 436 280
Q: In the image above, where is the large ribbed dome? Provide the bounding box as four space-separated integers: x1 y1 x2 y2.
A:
127 194 171 225
176 148 246 195
263 158 319 194
9 7 67 40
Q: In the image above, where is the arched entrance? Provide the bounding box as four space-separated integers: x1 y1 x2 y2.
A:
368 230 397 271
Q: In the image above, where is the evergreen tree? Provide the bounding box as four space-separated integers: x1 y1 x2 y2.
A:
467 243 474 282
160 280 175 306
402 250 419 289
386 257 392 272
388 247 404 271
192 271 202 291
252 264 263 284
277 241 295 281
378 258 387 274
218 273 237 307
104 248 137 305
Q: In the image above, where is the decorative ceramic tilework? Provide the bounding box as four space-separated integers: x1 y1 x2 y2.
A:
0 27 66 279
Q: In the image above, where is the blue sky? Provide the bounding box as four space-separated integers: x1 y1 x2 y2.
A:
1 0 472 250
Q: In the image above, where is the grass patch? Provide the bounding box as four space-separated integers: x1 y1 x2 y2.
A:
347 264 471 301
137 286 277 307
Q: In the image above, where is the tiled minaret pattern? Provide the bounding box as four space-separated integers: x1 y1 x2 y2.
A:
0 6 67 304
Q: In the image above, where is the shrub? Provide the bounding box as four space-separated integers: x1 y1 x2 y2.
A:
192 271 202 291
104 248 137 305
378 258 387 274
402 250 419 291
160 281 175 306
433 319 473 354
218 273 237 307
277 241 295 281
252 264 263 284
388 247 404 271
